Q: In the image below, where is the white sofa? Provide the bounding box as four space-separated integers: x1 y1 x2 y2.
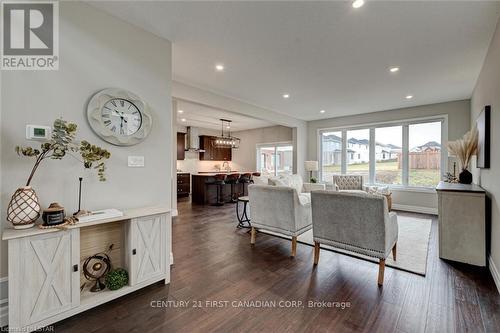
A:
248 174 325 257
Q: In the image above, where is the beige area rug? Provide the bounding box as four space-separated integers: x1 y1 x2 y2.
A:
260 215 432 276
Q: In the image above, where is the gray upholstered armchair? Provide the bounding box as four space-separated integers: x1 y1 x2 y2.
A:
332 175 364 191
311 190 398 285
248 184 313 257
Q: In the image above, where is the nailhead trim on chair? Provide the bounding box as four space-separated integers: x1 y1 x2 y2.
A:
313 236 389 259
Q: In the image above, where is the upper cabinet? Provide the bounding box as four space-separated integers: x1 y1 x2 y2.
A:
177 132 186 160
199 135 232 161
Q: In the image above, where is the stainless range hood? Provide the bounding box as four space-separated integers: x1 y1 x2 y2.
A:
185 126 205 152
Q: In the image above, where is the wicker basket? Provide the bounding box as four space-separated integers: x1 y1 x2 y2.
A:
7 186 41 229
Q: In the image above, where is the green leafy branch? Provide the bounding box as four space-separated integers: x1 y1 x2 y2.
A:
16 119 111 186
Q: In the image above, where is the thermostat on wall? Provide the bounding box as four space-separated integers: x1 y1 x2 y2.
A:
26 125 51 141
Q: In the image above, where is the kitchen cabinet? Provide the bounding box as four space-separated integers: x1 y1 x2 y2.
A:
177 173 190 198
198 135 232 161
177 132 186 160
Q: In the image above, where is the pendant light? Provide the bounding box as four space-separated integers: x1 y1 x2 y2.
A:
213 119 240 149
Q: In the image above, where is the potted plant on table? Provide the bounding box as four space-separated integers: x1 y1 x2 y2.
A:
7 119 111 229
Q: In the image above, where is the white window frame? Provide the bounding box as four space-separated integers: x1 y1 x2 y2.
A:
317 115 448 191
256 141 293 176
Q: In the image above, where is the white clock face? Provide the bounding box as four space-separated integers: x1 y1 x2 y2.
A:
101 98 142 136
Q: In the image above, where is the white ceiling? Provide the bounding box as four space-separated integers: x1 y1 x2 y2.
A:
92 1 500 121
175 100 275 132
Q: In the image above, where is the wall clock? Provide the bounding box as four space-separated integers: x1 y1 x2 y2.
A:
87 88 153 146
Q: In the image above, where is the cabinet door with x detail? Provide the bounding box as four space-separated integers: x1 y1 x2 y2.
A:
9 229 80 328
128 214 166 285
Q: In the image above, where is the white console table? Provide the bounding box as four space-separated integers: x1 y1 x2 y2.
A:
436 182 486 266
2 206 171 332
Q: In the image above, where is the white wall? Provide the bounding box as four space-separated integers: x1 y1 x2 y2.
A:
307 100 471 213
0 2 172 280
471 19 500 290
231 126 293 172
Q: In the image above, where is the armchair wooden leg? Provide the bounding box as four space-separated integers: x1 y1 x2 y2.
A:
378 259 386 286
392 243 397 261
250 227 256 245
314 241 320 265
291 236 297 258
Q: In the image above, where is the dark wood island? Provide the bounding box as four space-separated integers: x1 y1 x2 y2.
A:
191 173 255 204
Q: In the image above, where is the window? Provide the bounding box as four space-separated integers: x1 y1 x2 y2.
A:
319 117 444 188
346 129 370 183
375 126 402 185
320 131 342 182
409 122 441 187
257 143 293 177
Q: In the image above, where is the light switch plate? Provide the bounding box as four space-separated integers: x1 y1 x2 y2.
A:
128 156 145 167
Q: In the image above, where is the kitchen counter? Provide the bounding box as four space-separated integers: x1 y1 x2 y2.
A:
194 171 254 176
191 172 257 204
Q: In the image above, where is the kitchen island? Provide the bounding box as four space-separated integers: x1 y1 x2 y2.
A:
191 172 256 204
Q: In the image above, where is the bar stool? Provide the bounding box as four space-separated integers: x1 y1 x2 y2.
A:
207 174 226 206
225 173 240 203
238 173 252 196
250 172 261 184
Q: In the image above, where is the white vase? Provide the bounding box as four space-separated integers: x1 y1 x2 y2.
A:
6 186 41 229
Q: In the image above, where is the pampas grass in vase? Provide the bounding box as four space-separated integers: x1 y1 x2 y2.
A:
447 126 478 184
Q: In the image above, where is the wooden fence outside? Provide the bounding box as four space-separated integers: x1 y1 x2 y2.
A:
397 151 440 169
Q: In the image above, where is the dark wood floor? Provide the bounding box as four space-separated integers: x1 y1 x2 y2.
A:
54 198 500 333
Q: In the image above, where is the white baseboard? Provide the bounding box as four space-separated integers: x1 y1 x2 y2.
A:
392 204 438 215
170 252 174 265
489 256 500 295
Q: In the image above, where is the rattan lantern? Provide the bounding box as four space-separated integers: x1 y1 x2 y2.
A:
6 186 41 229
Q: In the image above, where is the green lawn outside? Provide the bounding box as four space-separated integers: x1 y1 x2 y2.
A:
323 160 440 187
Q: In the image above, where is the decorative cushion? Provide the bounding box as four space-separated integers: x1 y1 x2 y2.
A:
268 176 289 187
298 192 311 205
287 174 304 195
268 174 304 195
366 185 390 195
252 176 268 185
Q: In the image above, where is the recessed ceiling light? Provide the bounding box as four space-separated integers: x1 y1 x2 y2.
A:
177 109 184 113
215 64 225 71
389 67 400 73
352 0 365 9
181 118 186 122
320 110 326 114
405 95 413 100
283 93 290 99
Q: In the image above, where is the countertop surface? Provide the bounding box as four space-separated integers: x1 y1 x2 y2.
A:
193 171 256 176
436 181 485 193
3 205 171 240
